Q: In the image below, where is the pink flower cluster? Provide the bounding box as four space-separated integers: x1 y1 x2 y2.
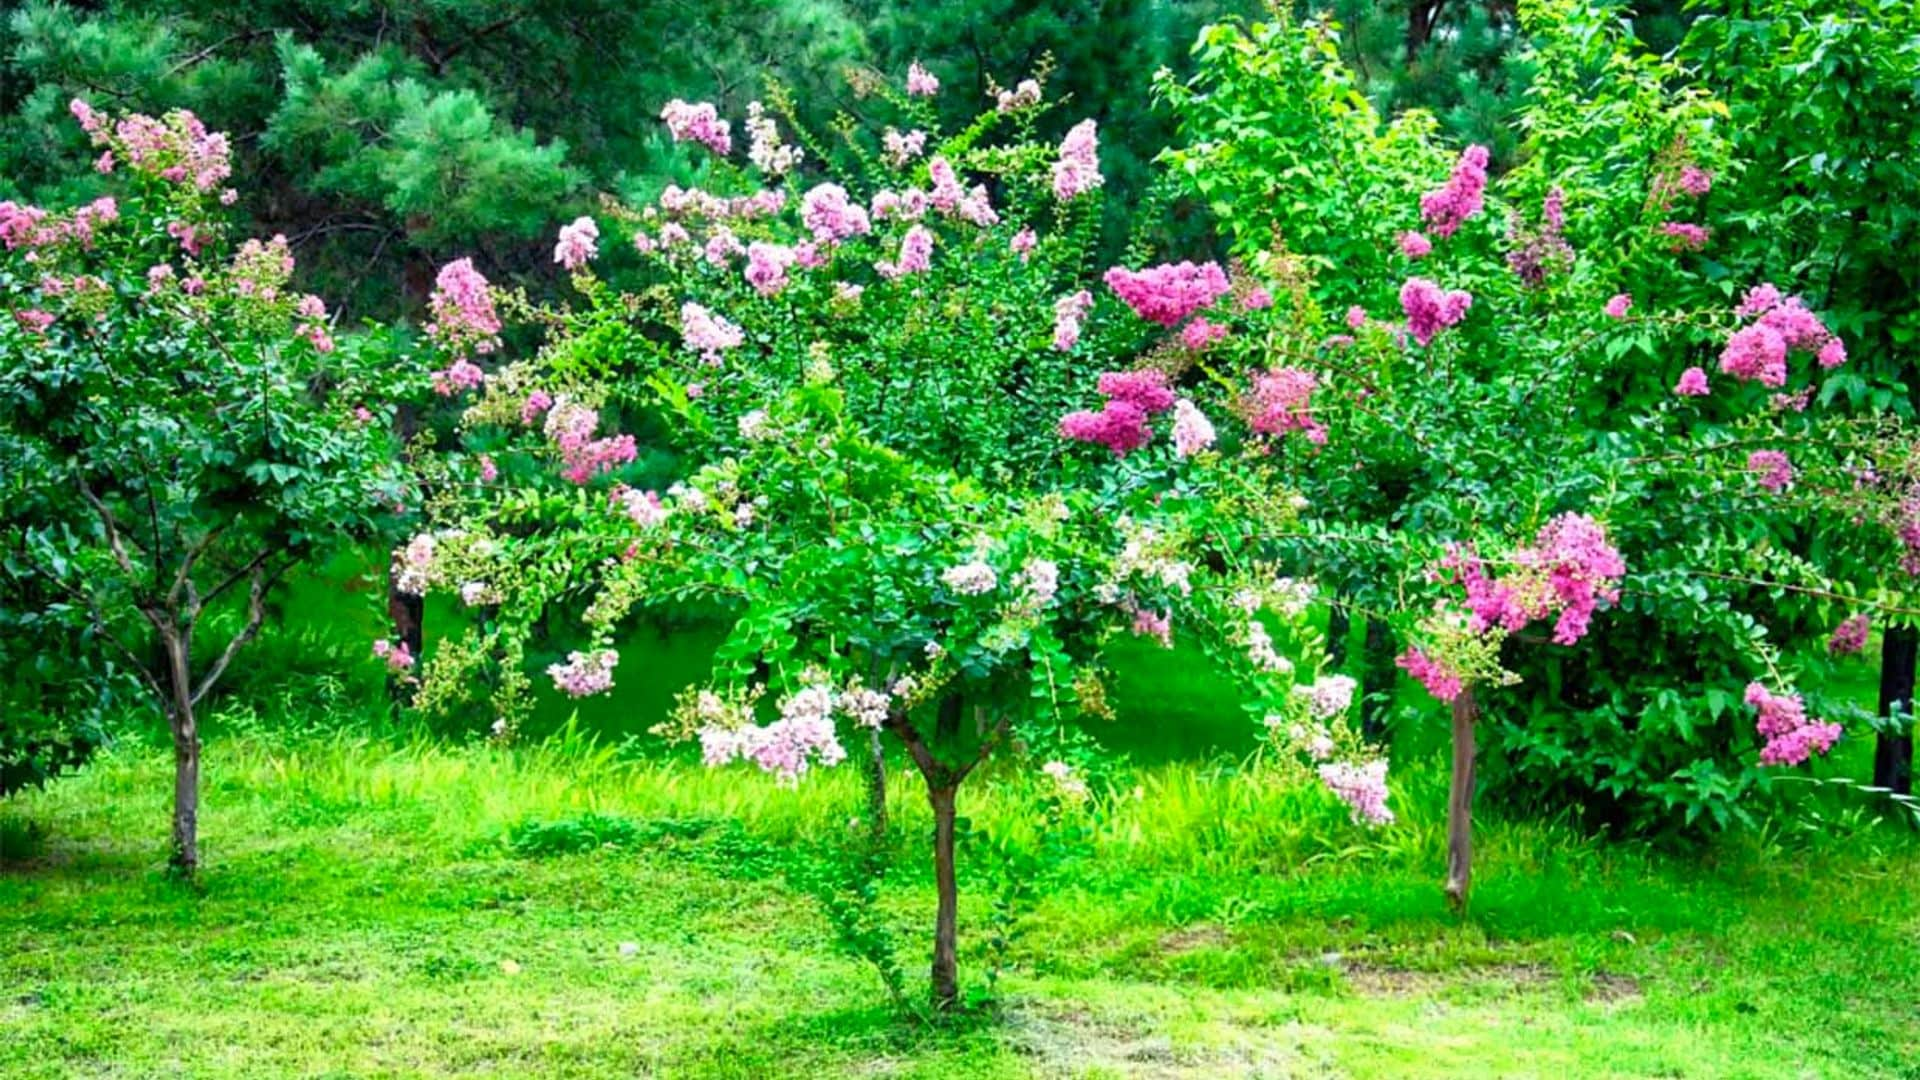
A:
656 185 786 221
681 302 745 364
1103 261 1231 327
1397 647 1463 702
1506 187 1574 287
1718 285 1844 388
545 400 637 484
1828 614 1870 656
1180 317 1227 351
801 184 872 245
1398 231 1432 259
1675 367 1710 396
432 358 485 397
1443 514 1625 646
74 100 231 192
1053 290 1094 351
549 649 619 698
1661 221 1710 251
554 216 600 271
426 259 501 355
1605 293 1633 319
876 225 933 280
1052 120 1103 201
1171 399 1216 458
1059 368 1176 456
1747 450 1793 492
1246 367 1324 444
371 639 416 674
701 686 847 784
883 128 927 167
1399 277 1472 346
1746 682 1840 767
660 99 731 155
613 485 670 528
744 242 797 295
1419 145 1490 239
906 62 940 97
1318 760 1394 826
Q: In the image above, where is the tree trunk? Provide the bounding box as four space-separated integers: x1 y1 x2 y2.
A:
1876 624 1916 796
935 693 963 741
865 728 889 844
1444 688 1478 914
163 628 200 874
1326 601 1351 668
1406 0 1447 63
388 403 424 705
928 782 960 1010
1361 617 1394 743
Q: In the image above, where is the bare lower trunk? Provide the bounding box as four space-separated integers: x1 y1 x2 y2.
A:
163 629 200 874
1444 688 1478 914
1361 617 1394 743
929 783 959 1010
865 728 888 843
1876 625 1916 796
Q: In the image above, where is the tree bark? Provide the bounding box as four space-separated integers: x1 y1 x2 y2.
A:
1361 617 1395 743
928 782 960 1010
1876 624 1916 796
935 692 963 741
1406 0 1448 64
1444 688 1478 914
1326 601 1351 668
388 403 424 705
163 627 200 874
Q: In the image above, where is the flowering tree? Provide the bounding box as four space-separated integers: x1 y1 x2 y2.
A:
1162 2 1904 906
393 72 1388 1008
0 103 407 871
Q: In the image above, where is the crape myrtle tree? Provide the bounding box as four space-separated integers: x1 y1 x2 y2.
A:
1 0 867 315
1162 0 1907 904
1680 0 1920 795
389 75 1391 1009
0 102 409 871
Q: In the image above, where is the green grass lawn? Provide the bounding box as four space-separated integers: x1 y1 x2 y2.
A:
5 728 1919 1078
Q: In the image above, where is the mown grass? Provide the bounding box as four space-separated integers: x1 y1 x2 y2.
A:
4 722 1919 1078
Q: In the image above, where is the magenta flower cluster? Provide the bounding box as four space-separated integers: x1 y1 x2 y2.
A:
1396 648 1463 703
1399 277 1472 346
1746 682 1840 767
1247 367 1324 444
1828 614 1871 656
1103 261 1231 327
545 401 637 484
660 99 732 155
1718 284 1843 389
1059 369 1176 456
1419 145 1490 239
426 259 501 355
1052 120 1103 201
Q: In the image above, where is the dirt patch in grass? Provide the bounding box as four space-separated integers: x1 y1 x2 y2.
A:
1157 924 1230 956
1337 959 1643 1004
1005 1004 1300 1078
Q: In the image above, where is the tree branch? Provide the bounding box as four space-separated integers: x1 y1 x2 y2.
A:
189 559 288 708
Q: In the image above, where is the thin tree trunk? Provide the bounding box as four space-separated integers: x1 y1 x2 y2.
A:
928 782 960 1010
935 693 963 741
163 628 200 874
865 728 889 843
1327 601 1351 668
1444 688 1478 914
1876 625 1916 796
1361 617 1394 743
388 406 424 706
